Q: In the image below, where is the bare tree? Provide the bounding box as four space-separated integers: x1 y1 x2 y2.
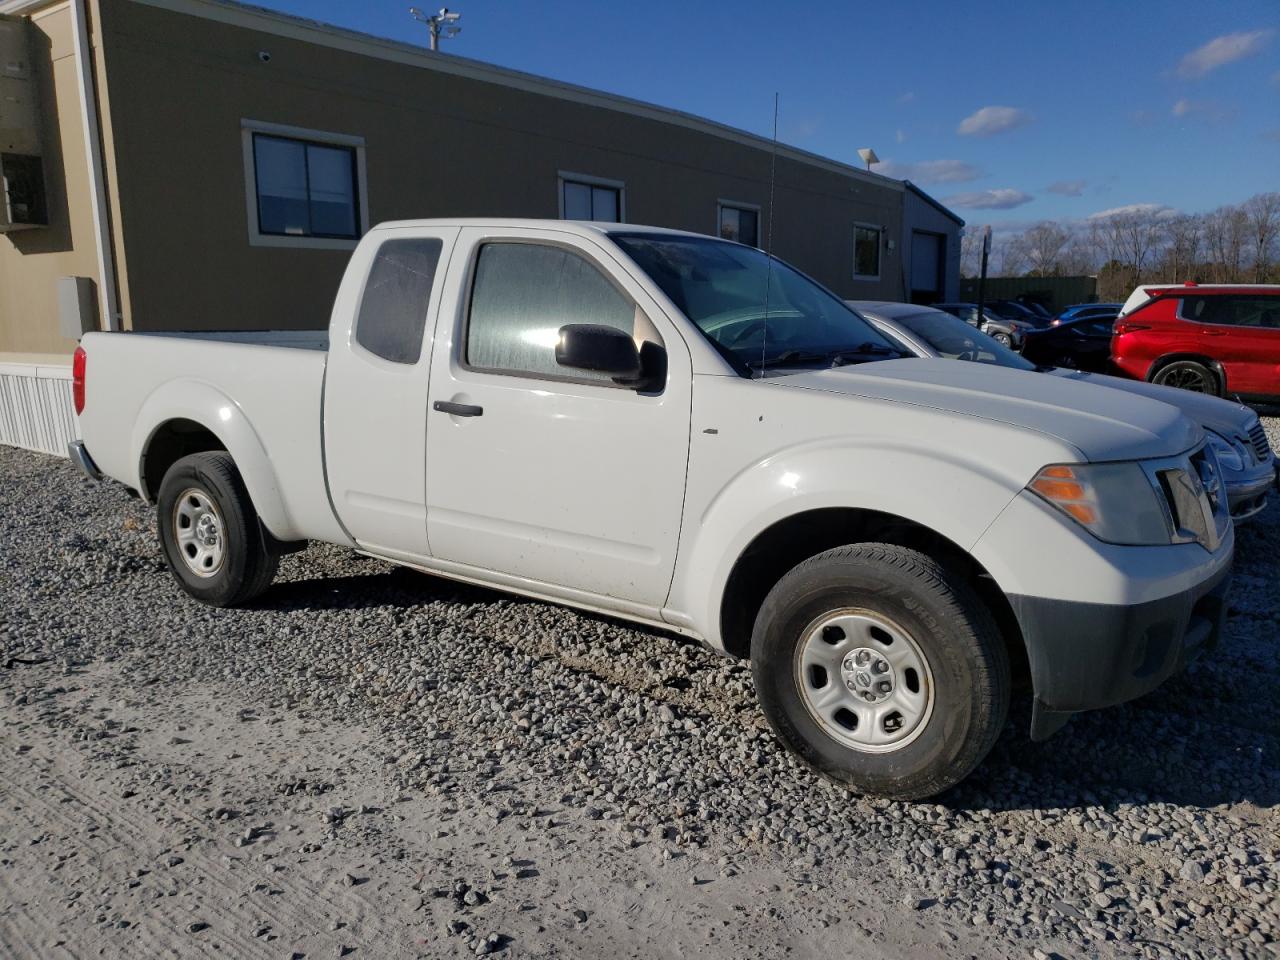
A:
1089 209 1166 290
1165 214 1202 283
1020 222 1072 276
959 229 984 278
1202 205 1250 282
1244 192 1280 282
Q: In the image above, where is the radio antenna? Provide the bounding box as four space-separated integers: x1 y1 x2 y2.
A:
760 92 779 374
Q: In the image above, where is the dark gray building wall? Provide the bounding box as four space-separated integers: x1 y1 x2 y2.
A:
99 0 908 332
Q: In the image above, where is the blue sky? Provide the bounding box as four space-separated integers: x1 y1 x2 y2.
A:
259 0 1276 231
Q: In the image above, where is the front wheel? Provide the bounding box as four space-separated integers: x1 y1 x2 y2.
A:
992 332 1013 348
751 543 1009 800
156 452 279 607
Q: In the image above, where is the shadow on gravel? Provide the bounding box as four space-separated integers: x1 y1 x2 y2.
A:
245 565 495 612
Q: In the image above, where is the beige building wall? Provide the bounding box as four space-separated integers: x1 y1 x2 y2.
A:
0 1 102 356
96 0 906 333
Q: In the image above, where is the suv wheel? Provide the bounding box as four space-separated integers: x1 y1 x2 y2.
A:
751 543 1009 800
1152 360 1220 396
157 452 280 607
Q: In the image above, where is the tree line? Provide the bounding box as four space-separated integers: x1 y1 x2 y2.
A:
961 192 1280 301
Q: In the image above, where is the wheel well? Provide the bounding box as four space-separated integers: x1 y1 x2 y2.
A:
1148 353 1225 390
718 508 1028 682
141 419 226 502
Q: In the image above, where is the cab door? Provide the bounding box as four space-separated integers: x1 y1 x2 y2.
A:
422 227 692 610
322 226 459 560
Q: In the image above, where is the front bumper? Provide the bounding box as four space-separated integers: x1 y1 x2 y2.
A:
1014 561 1232 740
1223 462 1276 523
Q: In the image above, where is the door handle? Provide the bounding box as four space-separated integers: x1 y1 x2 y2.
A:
433 400 484 417
1203 329 1227 337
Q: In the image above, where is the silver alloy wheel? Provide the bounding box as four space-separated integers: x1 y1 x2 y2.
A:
172 487 226 578
794 608 935 753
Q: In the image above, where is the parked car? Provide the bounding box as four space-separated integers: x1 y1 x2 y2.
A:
851 301 1276 522
1111 283 1280 402
1051 303 1123 326
1021 314 1116 373
987 299 1055 329
70 219 1233 800
931 301 1029 348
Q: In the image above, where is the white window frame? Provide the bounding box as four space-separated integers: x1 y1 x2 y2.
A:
557 170 626 223
241 119 370 250
853 221 883 281
716 199 762 248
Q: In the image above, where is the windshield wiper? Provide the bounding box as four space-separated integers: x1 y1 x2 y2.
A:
745 350 831 370
827 342 904 365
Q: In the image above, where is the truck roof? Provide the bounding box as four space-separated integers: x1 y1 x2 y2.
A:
371 218 712 241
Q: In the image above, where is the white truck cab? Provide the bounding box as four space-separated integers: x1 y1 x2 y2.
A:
72 220 1233 799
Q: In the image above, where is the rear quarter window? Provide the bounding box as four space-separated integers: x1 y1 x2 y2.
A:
355 238 444 364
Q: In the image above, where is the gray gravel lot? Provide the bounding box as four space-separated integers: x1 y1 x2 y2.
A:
2 418 1279 959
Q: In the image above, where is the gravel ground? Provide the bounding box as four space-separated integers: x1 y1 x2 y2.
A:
2 417 1278 959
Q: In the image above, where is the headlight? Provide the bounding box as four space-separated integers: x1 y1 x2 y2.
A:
1204 430 1245 472
1028 462 1171 545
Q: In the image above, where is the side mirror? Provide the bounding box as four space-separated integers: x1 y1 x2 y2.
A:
555 324 643 383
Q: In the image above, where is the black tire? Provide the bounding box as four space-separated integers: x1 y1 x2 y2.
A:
992 332 1013 347
751 543 1009 800
1151 359 1220 396
156 452 279 607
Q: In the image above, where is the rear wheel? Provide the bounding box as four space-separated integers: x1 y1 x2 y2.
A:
1152 359 1220 396
157 452 279 606
751 543 1009 800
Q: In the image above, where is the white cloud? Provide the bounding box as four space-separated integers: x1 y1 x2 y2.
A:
1176 29 1274 78
1046 179 1087 197
895 128 907 144
957 106 1033 137
876 158 983 185
897 91 916 104
1087 203 1178 221
1172 98 1234 123
943 189 1034 210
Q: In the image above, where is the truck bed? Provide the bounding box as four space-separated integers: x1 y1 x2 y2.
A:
77 330 345 545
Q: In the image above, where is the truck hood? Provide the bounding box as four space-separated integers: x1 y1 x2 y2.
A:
1047 369 1257 439
773 358 1202 462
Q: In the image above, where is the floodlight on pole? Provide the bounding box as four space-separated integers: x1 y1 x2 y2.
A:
857 148 880 171
409 6 462 51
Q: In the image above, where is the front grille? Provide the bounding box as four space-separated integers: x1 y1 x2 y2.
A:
1248 421 1271 462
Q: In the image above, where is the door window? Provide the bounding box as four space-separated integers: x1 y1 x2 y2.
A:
466 243 637 382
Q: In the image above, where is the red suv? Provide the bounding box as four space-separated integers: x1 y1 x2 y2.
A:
1112 283 1280 400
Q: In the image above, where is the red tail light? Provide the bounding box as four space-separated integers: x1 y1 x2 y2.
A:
72 346 86 415
1113 321 1150 336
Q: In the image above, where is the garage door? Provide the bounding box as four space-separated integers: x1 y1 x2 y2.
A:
910 232 942 304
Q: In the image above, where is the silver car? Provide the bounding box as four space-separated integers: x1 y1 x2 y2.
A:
849 301 1276 522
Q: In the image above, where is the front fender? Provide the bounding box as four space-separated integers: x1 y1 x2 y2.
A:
131 380 298 541
665 438 1026 650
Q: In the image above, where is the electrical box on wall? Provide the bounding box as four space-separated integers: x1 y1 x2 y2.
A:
0 13 48 231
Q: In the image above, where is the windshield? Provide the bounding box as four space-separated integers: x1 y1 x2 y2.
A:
611 233 903 375
894 310 1037 371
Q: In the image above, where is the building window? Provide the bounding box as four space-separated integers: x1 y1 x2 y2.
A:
241 120 368 249
854 223 882 280
718 201 760 247
559 172 624 222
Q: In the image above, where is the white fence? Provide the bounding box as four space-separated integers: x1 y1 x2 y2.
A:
0 362 79 457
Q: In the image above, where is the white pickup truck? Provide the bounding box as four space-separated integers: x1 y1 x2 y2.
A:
72 219 1233 799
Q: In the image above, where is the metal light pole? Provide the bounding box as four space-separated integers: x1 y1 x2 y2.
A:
409 7 461 51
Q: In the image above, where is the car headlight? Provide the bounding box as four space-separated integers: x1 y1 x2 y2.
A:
1028 462 1171 545
1204 430 1245 472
